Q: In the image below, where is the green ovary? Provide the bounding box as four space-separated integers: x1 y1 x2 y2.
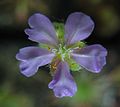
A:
54 44 71 61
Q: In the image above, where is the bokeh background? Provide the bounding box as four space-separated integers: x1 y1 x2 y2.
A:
0 0 120 107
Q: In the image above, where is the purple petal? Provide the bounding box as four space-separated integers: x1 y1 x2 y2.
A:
25 13 58 46
16 46 55 77
71 44 107 73
48 61 77 98
25 28 57 46
65 12 94 45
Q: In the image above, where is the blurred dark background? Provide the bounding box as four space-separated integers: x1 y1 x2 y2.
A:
0 0 120 107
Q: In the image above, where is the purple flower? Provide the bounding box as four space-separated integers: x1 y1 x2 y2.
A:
16 12 107 98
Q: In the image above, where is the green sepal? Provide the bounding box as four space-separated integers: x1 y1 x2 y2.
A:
67 41 86 49
53 22 65 44
66 58 82 72
38 43 50 50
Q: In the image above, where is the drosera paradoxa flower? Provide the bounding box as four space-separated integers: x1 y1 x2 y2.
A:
16 12 107 98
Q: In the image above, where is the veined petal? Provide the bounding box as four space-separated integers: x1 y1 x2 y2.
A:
71 44 107 73
25 13 58 46
25 28 57 46
48 61 77 98
16 46 55 77
65 12 94 45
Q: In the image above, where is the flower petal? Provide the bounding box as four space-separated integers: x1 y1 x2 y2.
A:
71 44 107 73
65 12 94 45
16 46 55 77
25 13 58 46
48 61 77 98
25 28 57 46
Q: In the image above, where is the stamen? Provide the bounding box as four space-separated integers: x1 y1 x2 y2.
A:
52 49 57 53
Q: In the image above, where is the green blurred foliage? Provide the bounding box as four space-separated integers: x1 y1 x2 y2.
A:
0 83 33 107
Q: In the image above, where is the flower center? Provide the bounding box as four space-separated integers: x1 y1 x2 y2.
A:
52 44 72 61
